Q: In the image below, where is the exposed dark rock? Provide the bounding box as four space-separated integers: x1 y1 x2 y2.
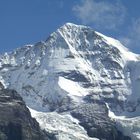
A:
0 82 50 140
58 71 89 82
0 82 4 90
71 102 131 140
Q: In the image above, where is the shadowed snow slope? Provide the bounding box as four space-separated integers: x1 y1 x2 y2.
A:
0 23 140 140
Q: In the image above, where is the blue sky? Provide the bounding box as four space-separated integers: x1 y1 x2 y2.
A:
0 0 140 54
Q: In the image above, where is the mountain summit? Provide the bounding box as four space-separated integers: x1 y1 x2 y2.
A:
0 23 140 140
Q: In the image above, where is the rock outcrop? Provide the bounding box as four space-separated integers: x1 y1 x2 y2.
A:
0 82 50 140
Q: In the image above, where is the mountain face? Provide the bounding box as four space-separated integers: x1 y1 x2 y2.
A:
0 23 140 140
0 82 52 140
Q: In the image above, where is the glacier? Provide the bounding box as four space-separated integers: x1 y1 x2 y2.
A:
0 23 140 140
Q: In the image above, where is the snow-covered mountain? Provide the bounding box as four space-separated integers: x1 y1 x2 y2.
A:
0 23 140 140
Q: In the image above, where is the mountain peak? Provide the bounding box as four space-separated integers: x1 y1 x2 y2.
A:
57 23 139 62
58 22 90 32
63 22 77 26
62 22 86 28
0 23 140 140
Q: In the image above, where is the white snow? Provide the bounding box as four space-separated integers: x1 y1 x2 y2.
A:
58 76 87 97
106 103 126 120
42 69 48 76
0 23 140 140
95 31 139 61
29 107 98 140
35 59 40 66
106 103 140 140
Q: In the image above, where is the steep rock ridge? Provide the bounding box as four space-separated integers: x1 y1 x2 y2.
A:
0 82 51 140
0 23 140 139
71 102 131 140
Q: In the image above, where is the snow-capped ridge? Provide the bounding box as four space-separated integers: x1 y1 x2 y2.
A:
0 22 140 140
55 23 140 62
60 22 89 29
95 31 139 61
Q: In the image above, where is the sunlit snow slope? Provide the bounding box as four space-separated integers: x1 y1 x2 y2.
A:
0 23 140 140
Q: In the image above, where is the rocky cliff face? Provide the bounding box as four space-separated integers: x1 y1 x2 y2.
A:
0 82 51 140
71 102 131 140
0 23 140 140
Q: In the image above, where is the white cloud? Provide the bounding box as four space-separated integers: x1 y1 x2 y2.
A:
120 18 140 53
73 0 126 30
